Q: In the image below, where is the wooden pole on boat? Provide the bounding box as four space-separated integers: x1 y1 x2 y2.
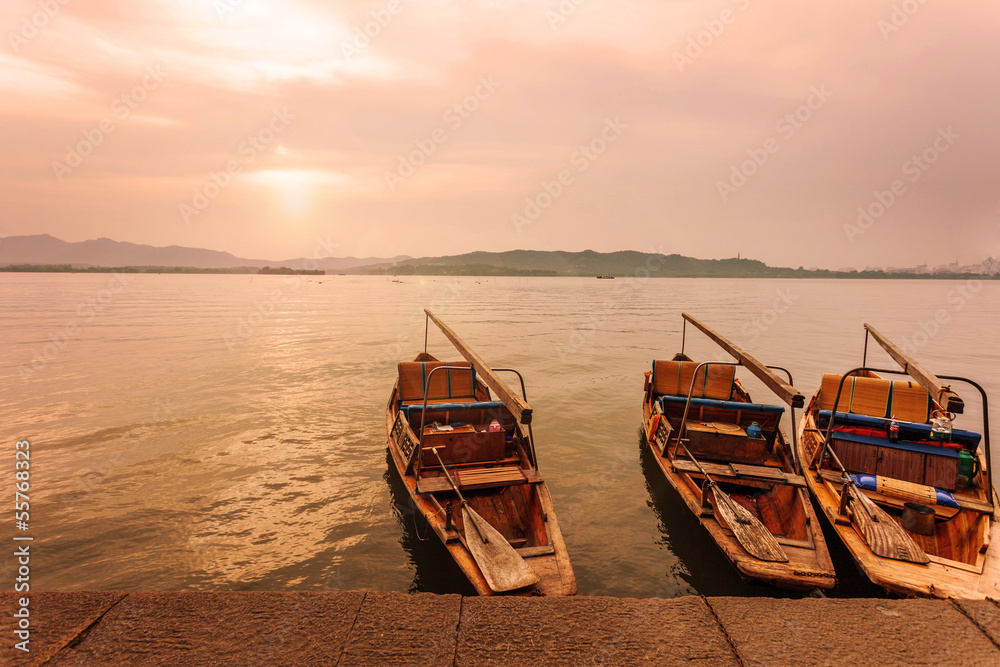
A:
424 309 533 424
681 313 804 408
863 323 964 414
678 442 788 563
428 447 540 592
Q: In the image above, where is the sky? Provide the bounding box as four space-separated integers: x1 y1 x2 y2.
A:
1 0 998 268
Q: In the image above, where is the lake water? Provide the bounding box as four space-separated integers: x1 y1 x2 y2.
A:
2 273 998 598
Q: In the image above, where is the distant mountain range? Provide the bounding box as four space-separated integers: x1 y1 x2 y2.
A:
0 235 410 272
1 235 996 279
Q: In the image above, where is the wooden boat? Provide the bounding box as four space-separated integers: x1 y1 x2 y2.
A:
641 314 835 591
385 309 576 596
798 324 1000 599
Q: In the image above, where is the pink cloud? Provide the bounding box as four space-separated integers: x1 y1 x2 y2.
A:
1 1 998 267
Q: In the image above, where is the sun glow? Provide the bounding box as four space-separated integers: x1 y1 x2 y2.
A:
240 169 350 216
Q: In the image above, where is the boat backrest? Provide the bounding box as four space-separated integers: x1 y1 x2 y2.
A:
398 361 477 404
651 360 735 401
818 373 932 423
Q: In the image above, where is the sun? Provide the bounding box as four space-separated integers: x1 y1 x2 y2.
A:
241 169 350 216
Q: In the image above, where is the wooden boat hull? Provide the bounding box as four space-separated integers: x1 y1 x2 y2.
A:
641 359 835 592
798 385 1000 599
386 356 575 596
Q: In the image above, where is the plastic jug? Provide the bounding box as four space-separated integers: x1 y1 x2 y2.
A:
930 411 954 442
957 450 980 487
488 419 502 433
746 422 762 439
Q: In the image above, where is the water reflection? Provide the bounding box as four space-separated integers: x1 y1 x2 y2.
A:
637 428 885 598
383 449 477 596
5 274 996 596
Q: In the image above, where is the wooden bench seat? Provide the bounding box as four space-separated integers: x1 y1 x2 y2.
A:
417 467 541 494
671 458 806 487
516 545 556 558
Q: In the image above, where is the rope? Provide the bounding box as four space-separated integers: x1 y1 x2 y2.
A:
409 498 430 541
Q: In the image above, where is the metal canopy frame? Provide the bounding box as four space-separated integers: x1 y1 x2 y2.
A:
817 366 992 508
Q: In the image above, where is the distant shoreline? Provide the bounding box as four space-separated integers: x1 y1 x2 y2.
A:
0 264 995 280
0 265 323 275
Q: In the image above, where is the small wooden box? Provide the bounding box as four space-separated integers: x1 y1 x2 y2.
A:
421 425 505 466
685 421 767 464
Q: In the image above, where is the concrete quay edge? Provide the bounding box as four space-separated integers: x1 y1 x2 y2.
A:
2 592 999 666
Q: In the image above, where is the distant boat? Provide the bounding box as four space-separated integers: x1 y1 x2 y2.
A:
596 275 615 279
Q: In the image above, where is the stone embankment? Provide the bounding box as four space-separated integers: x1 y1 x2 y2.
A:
3 592 999 665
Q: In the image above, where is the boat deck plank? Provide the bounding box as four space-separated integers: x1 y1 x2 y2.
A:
417 467 542 494
671 459 806 487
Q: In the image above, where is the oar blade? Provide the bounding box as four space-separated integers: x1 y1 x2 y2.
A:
845 485 929 564
712 486 789 563
462 506 540 592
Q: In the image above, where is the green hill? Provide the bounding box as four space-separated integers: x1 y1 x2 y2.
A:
351 250 996 279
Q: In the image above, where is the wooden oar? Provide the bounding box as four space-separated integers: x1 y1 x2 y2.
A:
819 436 929 564
428 447 539 592
678 443 788 562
